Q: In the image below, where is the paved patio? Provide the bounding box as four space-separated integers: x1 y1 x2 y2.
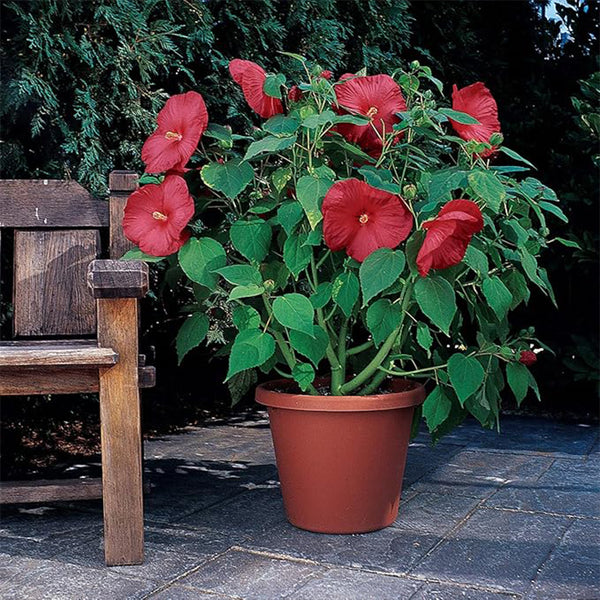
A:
1 414 598 599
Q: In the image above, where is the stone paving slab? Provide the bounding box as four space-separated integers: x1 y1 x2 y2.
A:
0 415 598 599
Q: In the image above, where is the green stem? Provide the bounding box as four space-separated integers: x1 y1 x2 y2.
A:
337 319 348 384
346 340 373 356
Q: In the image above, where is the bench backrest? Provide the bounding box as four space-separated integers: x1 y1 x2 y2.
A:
0 172 137 338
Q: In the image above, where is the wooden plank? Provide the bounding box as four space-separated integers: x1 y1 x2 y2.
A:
0 366 155 395
13 230 99 336
108 171 138 259
0 479 103 504
87 260 148 299
97 297 144 565
0 179 108 228
0 346 118 368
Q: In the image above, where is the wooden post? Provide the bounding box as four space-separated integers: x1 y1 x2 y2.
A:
108 171 138 259
97 297 144 566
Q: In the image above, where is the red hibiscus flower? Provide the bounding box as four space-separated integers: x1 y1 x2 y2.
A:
519 350 537 366
229 59 283 118
416 199 483 277
322 179 413 262
450 83 501 157
123 175 194 257
141 92 208 174
334 74 407 156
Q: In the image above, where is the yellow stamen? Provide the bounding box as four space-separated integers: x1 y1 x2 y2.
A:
165 131 182 141
359 213 369 225
152 211 168 221
366 106 378 118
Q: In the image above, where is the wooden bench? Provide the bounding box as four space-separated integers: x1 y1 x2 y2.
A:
0 172 154 566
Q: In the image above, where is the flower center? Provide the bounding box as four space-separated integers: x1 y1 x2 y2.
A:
366 106 378 118
152 211 168 221
164 131 183 141
358 213 369 225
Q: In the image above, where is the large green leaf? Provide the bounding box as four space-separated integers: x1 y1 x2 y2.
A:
263 73 286 98
366 299 402 346
310 282 332 309
178 237 226 289
216 265 262 286
292 362 315 391
176 313 209 365
243 135 297 161
332 272 359 317
283 233 312 278
229 284 265 300
263 114 300 136
201 158 254 200
482 276 513 321
359 248 405 306
422 386 452 432
277 202 304 236
468 170 506 212
226 329 276 380
121 247 165 262
439 107 480 125
463 245 489 277
272 293 314 336
295 175 332 229
232 305 261 330
414 276 456 335
416 322 433 353
289 325 329 366
230 219 272 262
447 353 486 405
506 361 529 405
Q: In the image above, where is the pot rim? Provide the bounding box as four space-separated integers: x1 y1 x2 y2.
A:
256 377 426 412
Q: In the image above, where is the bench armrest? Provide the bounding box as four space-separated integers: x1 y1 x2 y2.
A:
87 259 149 299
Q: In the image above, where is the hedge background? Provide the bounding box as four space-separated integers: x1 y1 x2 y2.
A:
1 0 598 473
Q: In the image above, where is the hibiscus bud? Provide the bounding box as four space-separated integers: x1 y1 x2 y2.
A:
320 70 333 80
489 132 504 146
264 279 275 292
499 347 514 360
519 350 537 366
403 184 417 200
300 105 316 119
217 158 224 164
410 60 420 70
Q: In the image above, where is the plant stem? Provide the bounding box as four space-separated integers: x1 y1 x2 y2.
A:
346 340 373 356
337 319 348 383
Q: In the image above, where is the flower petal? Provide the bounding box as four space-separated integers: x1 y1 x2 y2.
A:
229 59 283 118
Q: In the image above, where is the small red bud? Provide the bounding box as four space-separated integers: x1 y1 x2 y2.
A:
519 350 537 366
320 70 333 80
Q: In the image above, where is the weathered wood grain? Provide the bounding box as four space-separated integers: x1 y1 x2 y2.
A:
108 171 138 259
13 230 99 336
0 179 108 228
0 345 117 368
87 259 148 299
97 297 144 566
0 479 103 503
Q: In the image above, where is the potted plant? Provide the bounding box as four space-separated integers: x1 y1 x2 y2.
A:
122 56 569 534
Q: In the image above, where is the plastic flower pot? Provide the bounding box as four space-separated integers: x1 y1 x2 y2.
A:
256 378 426 534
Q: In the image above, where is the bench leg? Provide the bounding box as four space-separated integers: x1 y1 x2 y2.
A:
98 297 144 566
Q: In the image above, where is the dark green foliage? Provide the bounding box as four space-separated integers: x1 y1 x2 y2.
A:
0 0 411 192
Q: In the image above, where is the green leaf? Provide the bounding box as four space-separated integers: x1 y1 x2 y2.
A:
310 282 332 309
261 260 290 291
416 322 433 353
232 305 261 330
405 230 426 275
292 362 315 391
229 284 265 300
482 276 513 321
226 330 276 381
539 201 568 223
295 175 332 229
553 237 581 249
277 202 304 236
414 276 457 335
503 270 530 309
468 170 506 212
519 250 545 289
121 247 165 262
506 362 529 405
465 391 493 426
359 248 405 306
178 237 226 289
422 386 452 432
366 299 402 346
499 146 536 169
230 219 272 262
447 354 486 405
272 166 293 192
243 135 297 162
439 107 480 125
228 369 257 406
201 158 254 200
332 272 359 317
283 233 311 278
216 265 262 286
203 123 234 146
289 325 329 366
463 245 489 277
263 114 300 136
176 313 209 365
263 73 286 98
272 293 314 336
427 169 468 204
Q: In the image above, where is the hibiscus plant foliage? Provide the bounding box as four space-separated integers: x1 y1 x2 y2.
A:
123 55 568 438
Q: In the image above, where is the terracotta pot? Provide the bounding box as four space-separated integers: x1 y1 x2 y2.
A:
256 378 426 534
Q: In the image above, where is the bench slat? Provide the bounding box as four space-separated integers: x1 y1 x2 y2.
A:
0 345 118 368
